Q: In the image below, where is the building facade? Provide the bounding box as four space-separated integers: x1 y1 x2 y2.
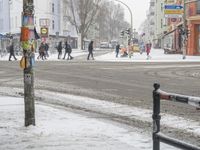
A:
187 1 200 55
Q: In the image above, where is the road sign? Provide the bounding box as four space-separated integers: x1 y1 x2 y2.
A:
164 5 183 9
165 0 175 4
39 19 50 27
40 27 48 37
164 14 182 18
164 9 183 14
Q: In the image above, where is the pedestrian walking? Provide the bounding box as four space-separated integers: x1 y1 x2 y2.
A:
44 42 49 58
56 41 63 59
63 41 73 60
146 41 152 60
87 41 94 60
37 42 46 60
115 44 120 58
8 40 17 61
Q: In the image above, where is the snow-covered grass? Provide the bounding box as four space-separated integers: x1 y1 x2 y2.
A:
0 96 179 150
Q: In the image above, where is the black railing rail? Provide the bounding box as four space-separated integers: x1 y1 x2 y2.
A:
152 83 200 150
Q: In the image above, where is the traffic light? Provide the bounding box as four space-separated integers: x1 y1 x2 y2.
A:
125 28 131 35
120 31 124 37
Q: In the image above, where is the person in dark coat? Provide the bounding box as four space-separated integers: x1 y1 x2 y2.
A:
63 41 73 60
8 42 17 61
57 41 63 59
37 42 46 60
44 43 49 58
87 41 94 60
115 44 120 58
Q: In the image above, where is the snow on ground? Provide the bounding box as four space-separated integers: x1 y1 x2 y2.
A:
1 49 200 149
1 48 200 62
0 49 88 61
95 49 200 62
0 96 179 150
36 90 200 136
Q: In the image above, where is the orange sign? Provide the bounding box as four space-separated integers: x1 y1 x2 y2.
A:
164 9 183 14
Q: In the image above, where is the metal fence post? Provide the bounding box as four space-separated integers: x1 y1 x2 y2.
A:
153 83 161 150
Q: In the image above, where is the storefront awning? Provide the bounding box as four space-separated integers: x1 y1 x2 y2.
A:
162 28 177 38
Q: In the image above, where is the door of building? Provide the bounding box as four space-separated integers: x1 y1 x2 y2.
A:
197 25 200 53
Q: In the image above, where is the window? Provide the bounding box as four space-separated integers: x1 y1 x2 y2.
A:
197 1 200 14
0 0 2 12
0 19 3 30
161 3 163 12
52 20 55 30
52 3 55 13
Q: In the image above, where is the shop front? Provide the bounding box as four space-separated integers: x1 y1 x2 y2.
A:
187 17 200 55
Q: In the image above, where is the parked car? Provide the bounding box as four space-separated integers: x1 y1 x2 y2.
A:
100 42 109 48
132 44 140 52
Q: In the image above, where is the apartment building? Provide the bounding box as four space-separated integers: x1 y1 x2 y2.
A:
0 0 75 38
154 0 168 48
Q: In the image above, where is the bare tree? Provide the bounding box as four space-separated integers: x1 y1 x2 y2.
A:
65 0 102 49
96 1 129 42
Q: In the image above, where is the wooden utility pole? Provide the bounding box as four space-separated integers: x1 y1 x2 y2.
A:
21 0 35 126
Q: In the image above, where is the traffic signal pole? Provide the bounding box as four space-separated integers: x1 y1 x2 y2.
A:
182 0 187 59
114 0 133 39
21 0 35 126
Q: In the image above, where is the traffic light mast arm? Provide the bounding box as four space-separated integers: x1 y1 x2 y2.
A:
114 0 133 38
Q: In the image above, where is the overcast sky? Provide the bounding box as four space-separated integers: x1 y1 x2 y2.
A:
115 0 150 32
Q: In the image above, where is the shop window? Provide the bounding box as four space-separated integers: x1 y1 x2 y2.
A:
0 19 3 30
52 3 55 13
197 1 200 14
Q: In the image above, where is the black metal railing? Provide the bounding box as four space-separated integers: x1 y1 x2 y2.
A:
152 83 200 150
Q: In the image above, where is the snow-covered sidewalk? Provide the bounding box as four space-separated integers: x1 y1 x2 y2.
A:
95 49 200 62
1 48 200 62
0 96 179 150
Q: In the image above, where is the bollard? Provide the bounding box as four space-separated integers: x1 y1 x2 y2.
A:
152 83 161 150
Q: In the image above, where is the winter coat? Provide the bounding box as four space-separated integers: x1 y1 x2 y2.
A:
9 44 14 54
116 44 120 52
57 42 62 52
146 43 152 55
88 41 93 52
65 43 72 53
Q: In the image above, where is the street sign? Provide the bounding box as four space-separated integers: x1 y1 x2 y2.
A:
165 0 175 4
164 5 183 9
164 14 182 18
40 27 48 37
39 19 50 27
164 9 183 14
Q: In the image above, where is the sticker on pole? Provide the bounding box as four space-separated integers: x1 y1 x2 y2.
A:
24 74 32 85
